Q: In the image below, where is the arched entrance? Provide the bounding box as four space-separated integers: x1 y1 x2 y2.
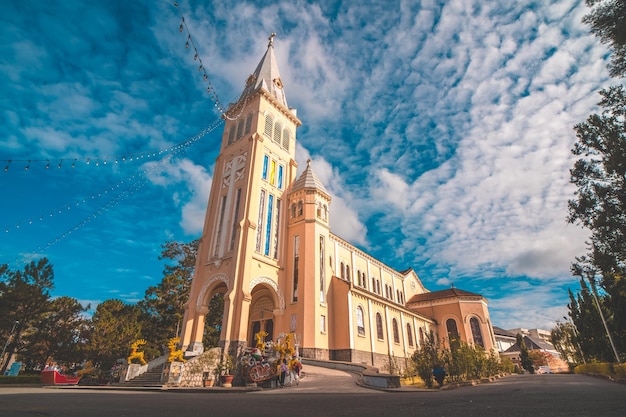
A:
248 286 276 347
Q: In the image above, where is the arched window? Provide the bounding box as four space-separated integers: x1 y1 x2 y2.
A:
346 267 350 282
297 200 303 216
236 120 244 139
419 327 425 347
407 324 414 347
228 126 235 145
446 318 460 345
273 122 282 144
470 317 484 348
356 306 365 336
282 128 290 150
372 277 376 291
357 271 361 286
290 203 296 218
392 319 400 344
245 113 253 134
264 114 273 137
376 313 384 340
340 262 345 279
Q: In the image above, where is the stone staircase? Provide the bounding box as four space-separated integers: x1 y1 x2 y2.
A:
116 363 165 387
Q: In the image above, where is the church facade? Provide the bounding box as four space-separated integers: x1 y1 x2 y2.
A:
180 35 496 369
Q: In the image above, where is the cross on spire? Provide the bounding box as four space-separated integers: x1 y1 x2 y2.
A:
268 32 276 47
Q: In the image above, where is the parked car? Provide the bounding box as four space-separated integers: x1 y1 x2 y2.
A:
536 366 553 374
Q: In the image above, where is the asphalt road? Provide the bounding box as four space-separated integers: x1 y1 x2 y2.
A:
0 368 624 417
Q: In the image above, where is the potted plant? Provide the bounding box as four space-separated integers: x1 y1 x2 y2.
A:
186 349 218 388
216 354 235 387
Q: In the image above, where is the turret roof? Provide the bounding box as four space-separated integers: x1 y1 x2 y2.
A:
291 159 330 197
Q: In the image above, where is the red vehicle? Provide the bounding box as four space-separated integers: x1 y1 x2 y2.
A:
41 369 81 385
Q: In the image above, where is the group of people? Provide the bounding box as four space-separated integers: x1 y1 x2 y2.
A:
278 355 302 387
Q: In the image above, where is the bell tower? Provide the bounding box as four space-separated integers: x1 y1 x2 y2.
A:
181 34 301 355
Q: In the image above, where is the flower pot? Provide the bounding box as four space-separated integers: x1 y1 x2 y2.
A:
220 374 234 387
203 378 214 387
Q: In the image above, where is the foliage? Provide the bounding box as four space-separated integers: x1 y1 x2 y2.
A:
384 354 400 376
203 292 224 348
138 240 199 354
185 349 219 378
575 362 615 376
0 260 54 373
551 319 585 365
409 332 508 388
516 334 534 373
615 362 626 377
409 331 443 388
0 375 41 384
86 299 143 371
568 277 617 362
215 354 235 377
21 296 89 370
582 0 626 78
528 350 553 368
567 0 626 363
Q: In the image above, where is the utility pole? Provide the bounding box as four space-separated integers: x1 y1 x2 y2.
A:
1 320 19 374
588 276 621 363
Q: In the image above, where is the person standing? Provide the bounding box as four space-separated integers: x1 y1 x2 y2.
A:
289 356 301 385
279 358 289 387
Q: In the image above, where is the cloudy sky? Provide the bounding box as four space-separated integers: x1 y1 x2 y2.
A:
0 0 611 330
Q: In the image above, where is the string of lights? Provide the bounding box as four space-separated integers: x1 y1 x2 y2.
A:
1 119 222 172
8 119 224 267
173 2 250 121
2 119 223 236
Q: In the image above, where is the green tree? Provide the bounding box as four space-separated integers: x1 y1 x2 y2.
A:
551 319 584 366
568 278 615 362
138 240 199 353
569 85 626 359
86 299 143 373
517 334 534 373
0 259 54 374
203 292 224 348
409 331 442 388
582 0 626 78
21 296 89 371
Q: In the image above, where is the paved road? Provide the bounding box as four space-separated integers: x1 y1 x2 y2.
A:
0 367 624 417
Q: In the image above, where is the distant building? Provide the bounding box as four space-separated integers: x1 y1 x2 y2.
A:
179 35 497 369
498 328 568 372
492 326 517 353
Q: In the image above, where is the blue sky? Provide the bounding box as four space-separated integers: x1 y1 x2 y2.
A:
0 0 611 330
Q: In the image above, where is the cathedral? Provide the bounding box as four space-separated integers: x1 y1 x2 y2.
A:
180 35 496 369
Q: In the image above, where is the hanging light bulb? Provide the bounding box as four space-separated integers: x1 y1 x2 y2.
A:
194 53 198 61
45 160 50 169
179 23 184 32
25 160 30 171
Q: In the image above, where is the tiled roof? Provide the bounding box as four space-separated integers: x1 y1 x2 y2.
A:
407 287 483 304
291 160 330 196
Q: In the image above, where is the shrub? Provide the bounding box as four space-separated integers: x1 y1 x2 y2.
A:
574 362 614 375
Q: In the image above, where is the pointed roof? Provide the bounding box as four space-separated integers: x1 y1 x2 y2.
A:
291 159 330 197
239 33 288 109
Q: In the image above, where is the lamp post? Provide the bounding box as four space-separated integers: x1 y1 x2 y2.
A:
1 320 19 374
